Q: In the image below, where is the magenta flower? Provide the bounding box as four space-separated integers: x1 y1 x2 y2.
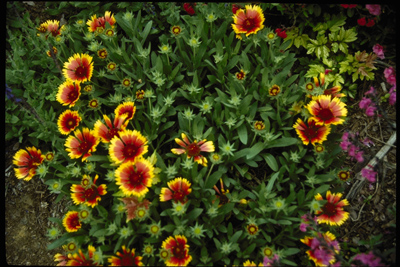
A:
365 86 377 96
361 167 377 183
389 85 396 105
372 44 385 59
351 251 384 266
359 97 372 109
365 105 377 117
365 4 381 16
355 151 364 163
384 67 396 86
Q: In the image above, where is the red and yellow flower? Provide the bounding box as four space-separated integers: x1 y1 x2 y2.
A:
65 128 100 162
314 190 349 226
246 224 259 236
87 11 116 33
37 20 64 38
97 48 108 59
68 245 98 266
136 90 145 100
57 109 82 135
108 245 143 266
268 84 281 96
306 95 347 125
88 99 99 109
235 69 246 80
160 177 192 204
324 85 346 98
13 146 45 181
94 113 128 143
71 174 107 208
213 178 230 207
109 129 148 165
301 231 340 266
115 158 154 197
293 117 331 146
171 25 182 36
46 46 58 57
171 133 215 167
338 171 351 182
254 121 265 131
161 235 192 266
114 101 136 128
232 5 265 37
120 196 151 222
62 211 82 232
62 53 94 83
56 80 81 107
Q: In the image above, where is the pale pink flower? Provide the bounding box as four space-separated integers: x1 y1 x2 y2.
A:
361 168 377 183
365 4 381 16
372 44 385 59
389 85 396 105
384 67 396 86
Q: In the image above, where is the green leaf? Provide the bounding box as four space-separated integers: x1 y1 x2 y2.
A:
246 142 265 160
266 172 279 193
265 137 298 149
263 154 279 172
237 124 248 145
86 155 109 162
140 20 153 45
204 170 223 189
96 205 108 219
186 208 203 222
229 229 243 243
47 233 74 250
314 184 330 195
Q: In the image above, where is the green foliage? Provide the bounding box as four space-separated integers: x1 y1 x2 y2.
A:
6 3 393 267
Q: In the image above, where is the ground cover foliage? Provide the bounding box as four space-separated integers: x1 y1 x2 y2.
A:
5 2 396 266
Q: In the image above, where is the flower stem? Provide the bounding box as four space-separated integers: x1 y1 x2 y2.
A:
205 163 214 186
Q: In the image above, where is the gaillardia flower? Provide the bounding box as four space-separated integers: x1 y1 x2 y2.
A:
13 146 45 181
62 211 82 232
338 171 351 182
56 80 81 107
268 84 281 96
293 117 331 146
71 174 107 208
171 133 215 167
306 95 347 125
67 245 98 266
120 196 151 222
109 129 148 165
160 177 192 204
232 5 265 37
94 114 128 143
46 46 58 57
162 235 192 266
62 53 94 83
57 109 82 135
171 25 182 36
97 48 108 59
301 231 340 266
213 178 230 207
235 69 246 80
108 245 143 266
65 128 100 162
86 11 116 33
314 190 349 226
115 158 154 197
114 101 136 127
324 85 346 98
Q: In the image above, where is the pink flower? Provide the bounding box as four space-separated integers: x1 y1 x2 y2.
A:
359 97 372 109
372 44 385 59
361 167 377 183
263 254 280 266
351 251 384 266
364 86 377 96
389 85 396 105
348 144 357 157
384 67 396 86
365 105 377 117
355 151 364 163
365 4 381 16
340 140 351 151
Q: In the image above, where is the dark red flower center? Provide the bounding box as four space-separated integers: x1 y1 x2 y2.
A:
322 202 337 216
108 128 120 140
75 65 87 79
124 144 138 158
318 108 334 121
128 170 144 187
243 18 257 31
84 186 97 202
79 141 90 153
187 143 201 157
173 190 185 202
68 90 78 101
172 243 186 259
121 254 135 266
70 216 81 228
